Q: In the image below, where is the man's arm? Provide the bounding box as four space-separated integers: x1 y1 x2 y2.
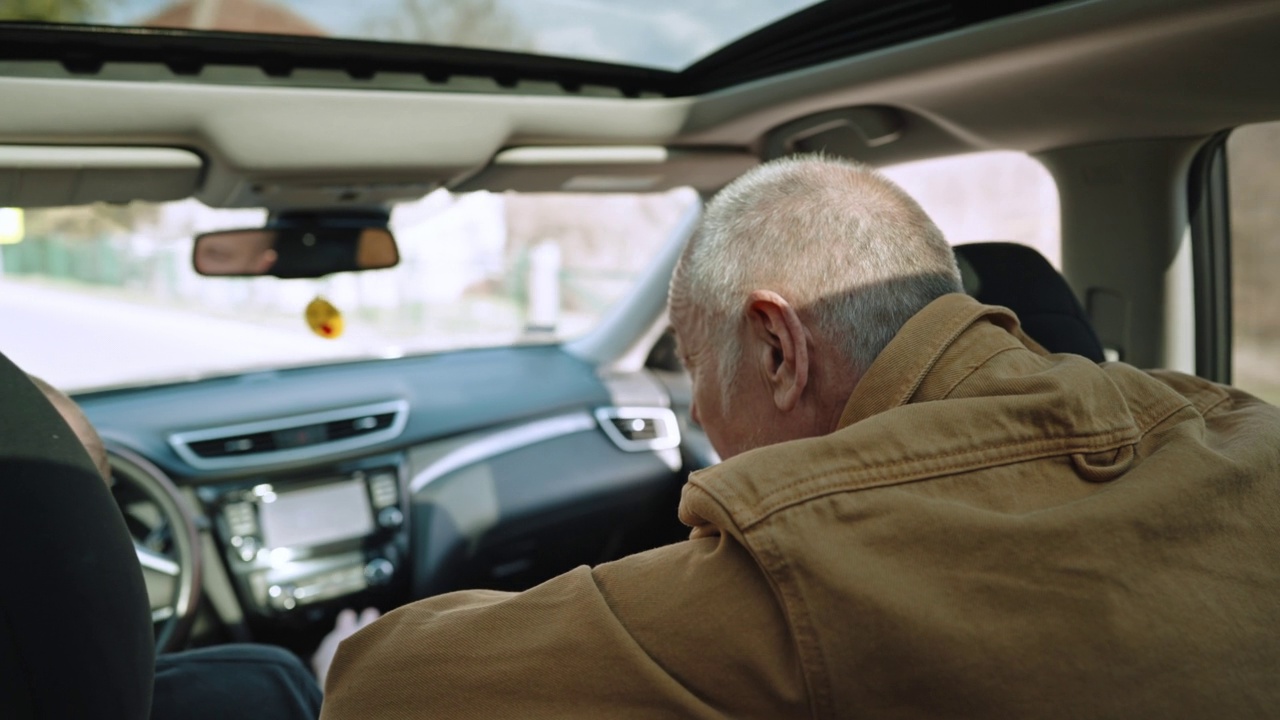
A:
321 535 807 719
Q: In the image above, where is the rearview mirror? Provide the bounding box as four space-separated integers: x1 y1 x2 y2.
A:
193 225 399 278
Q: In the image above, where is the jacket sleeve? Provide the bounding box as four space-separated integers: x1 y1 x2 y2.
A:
320 535 807 720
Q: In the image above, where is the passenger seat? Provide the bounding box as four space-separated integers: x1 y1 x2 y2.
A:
952 242 1106 362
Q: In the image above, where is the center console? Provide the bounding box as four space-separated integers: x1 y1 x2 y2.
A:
199 461 407 616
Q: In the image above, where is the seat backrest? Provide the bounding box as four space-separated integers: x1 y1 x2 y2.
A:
0 352 154 719
953 242 1106 362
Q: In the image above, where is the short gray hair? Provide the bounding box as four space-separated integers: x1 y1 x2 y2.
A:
670 155 962 386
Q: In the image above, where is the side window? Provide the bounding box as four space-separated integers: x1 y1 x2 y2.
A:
1227 122 1280 404
881 151 1061 266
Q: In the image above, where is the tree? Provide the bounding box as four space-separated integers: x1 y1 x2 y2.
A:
362 0 531 51
0 0 117 23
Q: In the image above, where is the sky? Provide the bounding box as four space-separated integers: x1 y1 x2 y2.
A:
97 0 818 70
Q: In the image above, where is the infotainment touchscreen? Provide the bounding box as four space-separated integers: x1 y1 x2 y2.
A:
259 479 374 550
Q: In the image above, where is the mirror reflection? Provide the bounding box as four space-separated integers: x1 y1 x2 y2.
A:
193 229 278 276
193 226 399 278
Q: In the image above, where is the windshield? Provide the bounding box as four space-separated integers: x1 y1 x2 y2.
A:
0 188 697 392
1 0 821 71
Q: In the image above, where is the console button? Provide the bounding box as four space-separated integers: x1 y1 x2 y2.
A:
364 558 394 586
370 472 398 508
377 506 404 529
224 502 258 536
233 536 260 563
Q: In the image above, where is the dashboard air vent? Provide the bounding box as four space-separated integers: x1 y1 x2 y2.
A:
325 412 397 441
169 400 408 471
187 430 277 459
594 407 680 452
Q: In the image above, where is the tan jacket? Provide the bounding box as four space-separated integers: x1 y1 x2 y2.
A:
321 294 1280 719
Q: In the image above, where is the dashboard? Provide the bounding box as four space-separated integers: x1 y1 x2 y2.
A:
199 463 407 617
83 344 694 648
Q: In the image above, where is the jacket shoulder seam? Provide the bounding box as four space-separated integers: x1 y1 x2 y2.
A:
936 344 1023 400
736 428 1140 528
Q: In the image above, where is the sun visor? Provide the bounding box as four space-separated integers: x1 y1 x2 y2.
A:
0 146 203 207
454 146 758 193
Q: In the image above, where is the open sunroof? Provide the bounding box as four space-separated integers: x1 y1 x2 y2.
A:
0 0 1077 97
0 0 822 72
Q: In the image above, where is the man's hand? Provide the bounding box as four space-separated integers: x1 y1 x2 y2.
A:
312 607 380 689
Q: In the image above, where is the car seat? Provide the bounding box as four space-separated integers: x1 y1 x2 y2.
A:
0 351 154 719
953 242 1106 362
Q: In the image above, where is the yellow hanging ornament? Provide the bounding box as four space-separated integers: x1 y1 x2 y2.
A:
305 296 344 339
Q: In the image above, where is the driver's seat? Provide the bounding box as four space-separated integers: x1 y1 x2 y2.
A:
0 350 154 719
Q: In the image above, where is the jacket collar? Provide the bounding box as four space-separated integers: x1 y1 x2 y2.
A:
836 293 1044 429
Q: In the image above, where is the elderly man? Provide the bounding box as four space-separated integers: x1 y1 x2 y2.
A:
321 156 1280 718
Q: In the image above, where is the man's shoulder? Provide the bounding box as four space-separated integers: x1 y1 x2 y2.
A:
681 353 1258 537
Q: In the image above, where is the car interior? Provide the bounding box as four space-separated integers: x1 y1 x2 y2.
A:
1 0 1278 712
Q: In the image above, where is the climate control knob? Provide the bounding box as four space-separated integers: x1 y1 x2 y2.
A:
267 583 297 611
377 506 404 529
364 558 394 586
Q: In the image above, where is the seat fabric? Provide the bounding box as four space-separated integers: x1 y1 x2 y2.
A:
0 351 154 720
953 242 1106 362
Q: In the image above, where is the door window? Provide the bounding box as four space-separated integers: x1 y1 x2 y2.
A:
883 151 1060 266
1228 122 1280 404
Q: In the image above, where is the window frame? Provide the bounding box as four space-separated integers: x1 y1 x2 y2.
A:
1188 131 1233 384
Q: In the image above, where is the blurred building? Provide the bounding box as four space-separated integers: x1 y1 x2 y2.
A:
141 0 324 35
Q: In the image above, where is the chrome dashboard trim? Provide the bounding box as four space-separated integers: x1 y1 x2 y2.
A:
168 399 409 471
594 406 682 452
409 412 597 494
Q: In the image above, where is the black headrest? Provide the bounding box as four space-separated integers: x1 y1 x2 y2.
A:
953 242 1106 363
0 353 154 719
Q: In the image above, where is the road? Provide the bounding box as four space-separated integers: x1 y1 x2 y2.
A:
0 280 379 391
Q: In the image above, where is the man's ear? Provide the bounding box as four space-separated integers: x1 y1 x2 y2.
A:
744 290 809 412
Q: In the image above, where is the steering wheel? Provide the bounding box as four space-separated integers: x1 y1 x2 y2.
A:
107 445 202 653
